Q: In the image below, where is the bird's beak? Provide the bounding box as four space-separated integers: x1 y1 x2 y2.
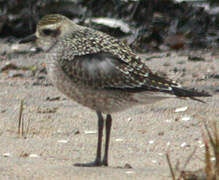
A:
19 34 37 44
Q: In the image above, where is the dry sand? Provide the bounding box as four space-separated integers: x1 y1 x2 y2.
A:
0 41 218 179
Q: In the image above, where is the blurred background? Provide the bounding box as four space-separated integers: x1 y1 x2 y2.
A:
0 0 219 52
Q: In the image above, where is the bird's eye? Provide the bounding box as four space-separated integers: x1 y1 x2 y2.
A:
42 29 54 36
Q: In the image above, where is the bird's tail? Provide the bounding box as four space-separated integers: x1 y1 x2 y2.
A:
172 86 211 103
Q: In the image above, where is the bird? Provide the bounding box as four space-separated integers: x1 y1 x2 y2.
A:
19 14 211 167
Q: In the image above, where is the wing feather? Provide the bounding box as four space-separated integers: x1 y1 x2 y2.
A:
58 27 211 101
60 52 177 92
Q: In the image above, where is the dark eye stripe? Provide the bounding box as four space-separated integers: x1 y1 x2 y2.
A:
41 27 61 37
42 29 54 36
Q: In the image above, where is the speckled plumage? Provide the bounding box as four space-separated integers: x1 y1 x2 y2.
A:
20 14 211 166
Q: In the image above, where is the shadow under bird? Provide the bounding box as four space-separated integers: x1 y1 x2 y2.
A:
20 14 211 167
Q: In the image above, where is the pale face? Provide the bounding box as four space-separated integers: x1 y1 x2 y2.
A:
20 14 81 52
20 15 71 51
35 23 62 51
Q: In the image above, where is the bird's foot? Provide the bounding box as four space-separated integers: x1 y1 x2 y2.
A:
74 159 107 167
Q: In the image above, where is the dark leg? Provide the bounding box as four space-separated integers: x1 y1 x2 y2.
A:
74 111 104 167
94 111 104 164
102 114 112 166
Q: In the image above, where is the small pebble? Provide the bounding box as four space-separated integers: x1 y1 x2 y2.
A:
124 163 132 169
3 153 11 157
1 109 6 113
57 139 68 143
200 144 205 148
1 62 18 71
30 47 37 52
210 157 216 161
8 71 24 78
198 140 203 144
181 116 191 121
11 44 19 51
149 140 154 144
175 117 179 122
73 129 80 135
29 154 40 158
151 160 157 163
46 96 60 101
188 56 205 62
175 106 188 112
127 117 132 122
158 132 164 136
180 142 187 147
165 119 172 123
37 107 58 114
84 130 97 134
57 129 62 133
115 138 123 142
125 171 135 174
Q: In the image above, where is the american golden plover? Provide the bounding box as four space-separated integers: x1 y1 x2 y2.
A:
20 14 211 167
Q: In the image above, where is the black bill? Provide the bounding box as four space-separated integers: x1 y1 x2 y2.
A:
19 34 37 44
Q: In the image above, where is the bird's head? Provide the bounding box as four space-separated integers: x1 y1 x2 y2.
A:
20 14 77 51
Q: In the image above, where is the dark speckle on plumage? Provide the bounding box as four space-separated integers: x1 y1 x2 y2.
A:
20 14 211 167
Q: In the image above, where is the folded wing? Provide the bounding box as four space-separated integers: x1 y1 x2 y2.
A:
60 52 211 102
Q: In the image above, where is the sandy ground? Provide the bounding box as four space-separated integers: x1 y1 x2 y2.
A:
0 40 218 180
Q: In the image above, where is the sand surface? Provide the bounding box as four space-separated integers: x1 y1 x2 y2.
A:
0 41 218 179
